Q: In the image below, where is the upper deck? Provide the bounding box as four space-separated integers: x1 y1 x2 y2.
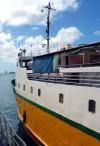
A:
18 42 100 71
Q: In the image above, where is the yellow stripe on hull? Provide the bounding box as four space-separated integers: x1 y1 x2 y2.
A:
16 95 100 146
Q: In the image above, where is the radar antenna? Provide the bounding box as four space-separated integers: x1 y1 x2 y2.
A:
42 2 56 53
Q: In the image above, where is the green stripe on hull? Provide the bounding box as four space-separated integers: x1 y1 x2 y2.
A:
15 91 100 140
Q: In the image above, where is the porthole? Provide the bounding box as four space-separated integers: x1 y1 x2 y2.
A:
30 86 33 94
59 93 64 104
23 85 25 91
88 100 96 113
38 89 41 96
18 83 20 89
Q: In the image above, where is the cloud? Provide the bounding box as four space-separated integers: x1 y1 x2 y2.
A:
93 30 100 36
53 0 79 11
0 32 11 43
0 24 3 32
50 27 83 50
57 27 83 43
0 26 82 64
0 31 18 64
23 35 44 55
16 35 25 42
0 0 79 26
22 26 83 54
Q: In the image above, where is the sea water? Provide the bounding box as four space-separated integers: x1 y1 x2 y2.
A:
0 73 19 131
0 73 37 146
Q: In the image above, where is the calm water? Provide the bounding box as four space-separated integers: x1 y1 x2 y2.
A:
0 74 37 146
0 74 19 131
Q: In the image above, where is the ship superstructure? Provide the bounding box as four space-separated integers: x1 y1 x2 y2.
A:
12 42 100 146
11 2 100 145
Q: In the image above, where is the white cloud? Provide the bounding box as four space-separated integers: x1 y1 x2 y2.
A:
23 35 44 55
0 0 79 26
16 35 25 42
50 27 83 51
0 32 11 43
0 24 3 32
94 30 100 36
0 31 18 64
21 26 83 54
0 26 82 64
57 27 83 44
53 0 79 11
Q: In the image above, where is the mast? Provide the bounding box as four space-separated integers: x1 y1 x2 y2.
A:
43 2 56 53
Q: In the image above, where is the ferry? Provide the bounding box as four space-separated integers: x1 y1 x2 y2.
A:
11 3 100 146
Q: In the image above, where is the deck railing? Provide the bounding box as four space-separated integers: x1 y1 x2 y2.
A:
27 72 100 88
60 61 100 68
0 112 27 146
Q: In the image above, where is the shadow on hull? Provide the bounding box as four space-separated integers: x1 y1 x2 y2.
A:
17 122 38 146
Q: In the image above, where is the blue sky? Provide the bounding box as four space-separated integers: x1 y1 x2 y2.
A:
0 0 100 72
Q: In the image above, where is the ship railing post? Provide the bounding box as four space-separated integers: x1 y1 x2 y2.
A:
4 116 11 145
55 75 56 82
0 114 1 134
0 114 3 138
48 73 49 80
1 115 4 136
48 73 50 81
8 126 11 145
47 73 49 80
14 139 20 146
0 112 27 146
4 117 9 141
62 72 64 81
1 115 4 138
10 126 15 146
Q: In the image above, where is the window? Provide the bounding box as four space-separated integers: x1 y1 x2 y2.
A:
88 100 96 113
59 93 64 103
18 83 20 88
23 85 25 91
30 86 33 94
58 57 61 65
66 56 68 65
38 89 41 96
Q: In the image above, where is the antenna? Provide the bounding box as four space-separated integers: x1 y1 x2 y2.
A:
30 44 33 56
42 2 56 53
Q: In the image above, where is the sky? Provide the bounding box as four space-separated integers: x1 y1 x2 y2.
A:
0 0 100 72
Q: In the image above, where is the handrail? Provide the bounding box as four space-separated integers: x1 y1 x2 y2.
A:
27 72 100 87
60 61 100 68
0 112 27 146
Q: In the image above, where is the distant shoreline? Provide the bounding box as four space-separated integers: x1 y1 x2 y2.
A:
0 72 15 75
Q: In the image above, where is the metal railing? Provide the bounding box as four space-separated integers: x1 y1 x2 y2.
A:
60 61 100 68
0 112 27 146
27 72 100 88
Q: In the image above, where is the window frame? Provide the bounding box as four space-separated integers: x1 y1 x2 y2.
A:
38 89 41 96
30 86 33 94
23 84 25 91
59 93 64 104
88 99 96 113
18 83 20 89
